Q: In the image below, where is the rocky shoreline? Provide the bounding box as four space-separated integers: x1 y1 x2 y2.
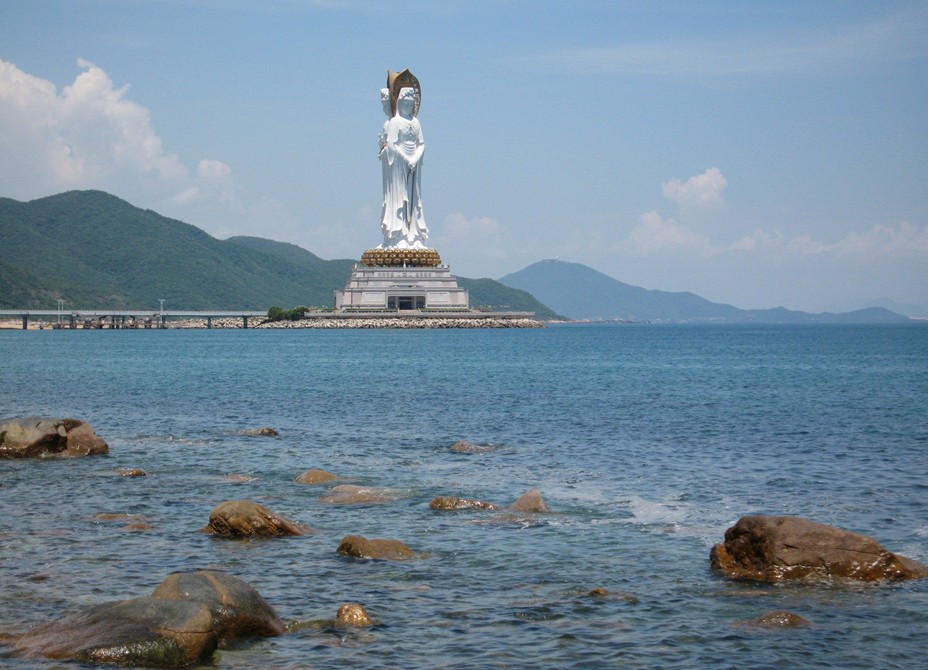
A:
1 316 545 330
254 316 544 329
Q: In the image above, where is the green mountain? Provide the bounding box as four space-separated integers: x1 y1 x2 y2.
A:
0 190 557 316
500 259 911 324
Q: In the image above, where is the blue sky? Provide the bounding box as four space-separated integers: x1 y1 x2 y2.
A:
1 0 926 313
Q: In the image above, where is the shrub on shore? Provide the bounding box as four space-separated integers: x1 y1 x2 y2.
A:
266 306 307 322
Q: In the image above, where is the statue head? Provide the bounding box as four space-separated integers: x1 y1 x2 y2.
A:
380 88 391 117
397 87 416 117
387 69 420 117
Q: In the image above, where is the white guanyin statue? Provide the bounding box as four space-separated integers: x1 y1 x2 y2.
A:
379 83 428 249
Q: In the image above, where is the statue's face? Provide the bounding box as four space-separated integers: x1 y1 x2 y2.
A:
397 89 415 115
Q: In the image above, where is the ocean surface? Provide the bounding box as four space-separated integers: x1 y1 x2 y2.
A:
1 323 926 669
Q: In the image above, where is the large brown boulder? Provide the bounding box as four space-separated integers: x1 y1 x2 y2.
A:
0 417 108 458
14 597 217 666
202 500 310 537
13 570 284 667
151 570 285 644
710 515 928 582
337 534 417 561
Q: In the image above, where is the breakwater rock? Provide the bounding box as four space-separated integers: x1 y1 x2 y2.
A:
14 570 283 667
256 316 544 329
0 417 108 459
710 515 928 582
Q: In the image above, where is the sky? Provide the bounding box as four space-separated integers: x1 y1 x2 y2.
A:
1 0 927 314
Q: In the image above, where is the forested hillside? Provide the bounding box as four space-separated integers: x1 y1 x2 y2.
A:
0 190 558 317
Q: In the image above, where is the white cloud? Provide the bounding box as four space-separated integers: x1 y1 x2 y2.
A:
442 212 504 239
0 58 276 239
0 59 190 198
722 221 928 258
728 228 783 251
624 210 715 255
662 167 727 208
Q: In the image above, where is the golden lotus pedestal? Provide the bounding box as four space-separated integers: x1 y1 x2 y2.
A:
360 248 441 268
334 247 469 311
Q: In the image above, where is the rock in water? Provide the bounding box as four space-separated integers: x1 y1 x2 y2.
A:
0 417 108 458
739 610 813 628
320 484 397 504
429 496 497 511
295 468 338 484
241 427 279 437
335 603 373 627
449 439 495 453
710 515 928 582
13 570 284 666
151 570 285 644
202 500 309 537
507 489 550 513
337 535 417 560
14 597 217 666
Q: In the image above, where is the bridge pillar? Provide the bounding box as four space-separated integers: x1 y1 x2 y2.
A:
207 317 212 329
22 315 28 330
243 316 249 329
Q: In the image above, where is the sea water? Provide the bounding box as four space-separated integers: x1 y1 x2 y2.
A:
0 324 926 669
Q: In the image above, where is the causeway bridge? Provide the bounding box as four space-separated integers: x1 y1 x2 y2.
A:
0 309 268 330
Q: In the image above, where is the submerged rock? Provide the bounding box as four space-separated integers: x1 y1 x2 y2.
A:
151 570 285 644
507 489 550 513
320 484 397 504
335 603 373 627
337 534 417 561
0 417 108 459
220 473 256 483
583 587 639 604
710 515 928 582
118 468 147 477
241 427 279 437
739 610 813 628
296 468 339 485
429 496 497 511
449 439 496 454
202 500 310 537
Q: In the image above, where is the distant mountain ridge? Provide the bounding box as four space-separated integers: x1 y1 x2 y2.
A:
500 259 912 324
0 190 559 317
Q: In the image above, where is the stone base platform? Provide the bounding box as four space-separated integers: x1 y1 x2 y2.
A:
335 262 469 311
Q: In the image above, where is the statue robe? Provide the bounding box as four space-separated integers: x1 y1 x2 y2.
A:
380 114 427 248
